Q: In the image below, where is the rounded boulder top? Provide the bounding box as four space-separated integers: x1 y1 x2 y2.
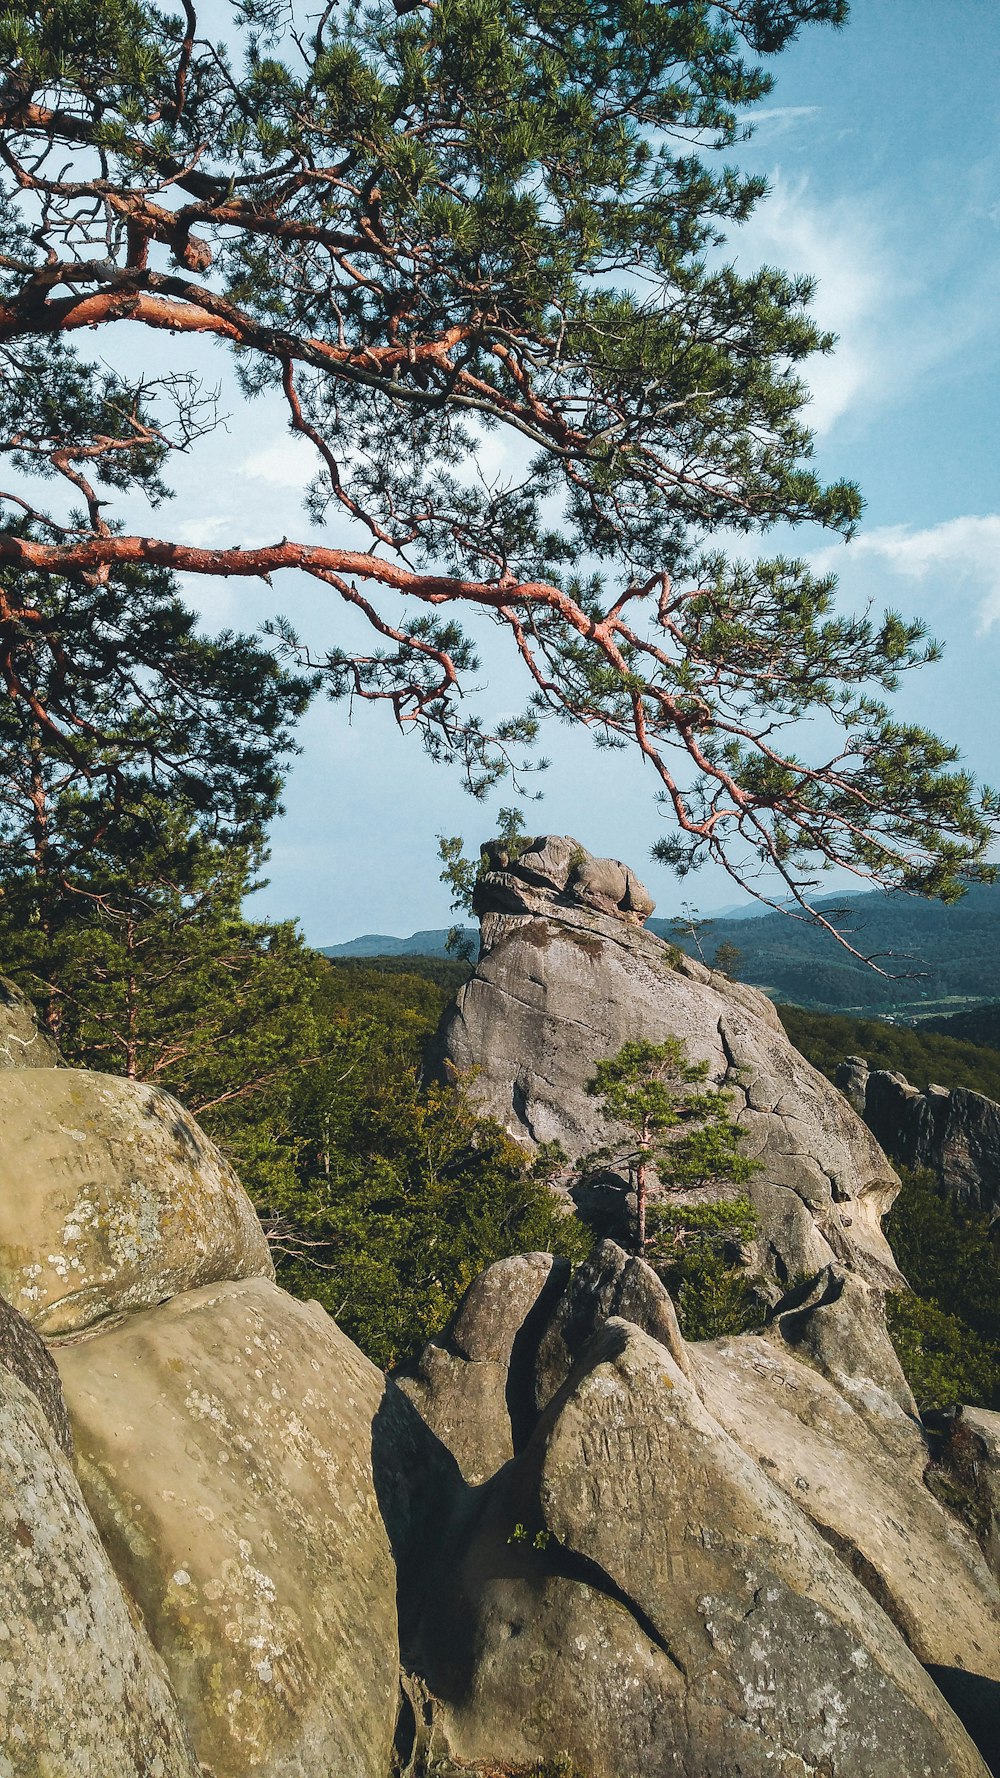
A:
0 1069 273 1336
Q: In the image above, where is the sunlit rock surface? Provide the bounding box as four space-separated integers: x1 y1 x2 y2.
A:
0 1069 273 1334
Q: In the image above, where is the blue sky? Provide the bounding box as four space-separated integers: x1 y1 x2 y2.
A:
162 1 1000 944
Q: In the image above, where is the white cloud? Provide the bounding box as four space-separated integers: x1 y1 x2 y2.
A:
241 438 317 488
740 105 821 137
813 514 1000 630
729 173 889 434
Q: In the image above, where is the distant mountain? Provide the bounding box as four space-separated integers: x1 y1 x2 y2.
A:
320 927 475 959
322 883 1000 1015
654 882 1000 1015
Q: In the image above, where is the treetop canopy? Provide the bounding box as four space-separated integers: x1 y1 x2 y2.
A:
0 0 995 955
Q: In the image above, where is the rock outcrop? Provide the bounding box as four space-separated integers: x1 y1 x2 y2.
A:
0 1068 274 1333
402 1315 994 1778
0 1359 201 1778
434 835 904 1295
837 1055 1000 1217
3 863 1000 1778
57 1276 399 1778
0 974 60 1069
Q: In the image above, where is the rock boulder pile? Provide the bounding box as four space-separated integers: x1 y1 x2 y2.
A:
2 909 1000 1778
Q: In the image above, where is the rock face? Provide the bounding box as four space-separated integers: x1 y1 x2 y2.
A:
4 909 1000 1778
0 975 60 1069
0 1360 200 1778
0 1290 73 1457
391 1243 1000 1778
56 1276 399 1778
435 835 903 1294
0 1068 274 1333
404 1318 993 1778
837 1056 1000 1217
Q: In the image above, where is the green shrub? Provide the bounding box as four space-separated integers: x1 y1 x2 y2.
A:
646 1196 767 1340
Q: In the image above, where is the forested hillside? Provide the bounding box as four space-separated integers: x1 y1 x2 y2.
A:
658 882 1000 1012
776 1004 1000 1098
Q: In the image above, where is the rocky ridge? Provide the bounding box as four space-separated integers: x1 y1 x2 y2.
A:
1 833 1000 1778
837 1054 1000 1218
435 835 905 1297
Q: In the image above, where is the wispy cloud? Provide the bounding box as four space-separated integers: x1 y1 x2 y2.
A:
729 169 1000 439
813 515 1000 630
729 173 890 434
741 104 821 138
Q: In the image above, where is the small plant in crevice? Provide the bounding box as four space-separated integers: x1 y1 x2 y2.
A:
507 1522 552 1552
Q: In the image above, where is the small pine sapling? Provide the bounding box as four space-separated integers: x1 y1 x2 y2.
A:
584 1038 759 1255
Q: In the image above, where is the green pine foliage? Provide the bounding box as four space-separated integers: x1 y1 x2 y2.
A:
646 1197 766 1340
3 1 999 913
266 1029 590 1369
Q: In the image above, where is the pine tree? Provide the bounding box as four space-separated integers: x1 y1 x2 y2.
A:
0 1 995 934
584 1037 758 1253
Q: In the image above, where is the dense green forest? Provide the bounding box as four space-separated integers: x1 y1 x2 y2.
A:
658 882 1000 1013
922 1004 1000 1050
775 1004 1000 1099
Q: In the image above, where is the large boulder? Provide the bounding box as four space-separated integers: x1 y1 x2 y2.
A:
0 1069 273 1333
406 1319 990 1778
55 1275 400 1778
0 975 60 1069
434 838 903 1294
0 1360 200 1778
396 1252 567 1485
0 1290 73 1456
693 1333 1000 1692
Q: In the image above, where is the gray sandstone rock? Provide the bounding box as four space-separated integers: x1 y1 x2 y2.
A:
0 1068 273 1333
766 1263 918 1422
55 1275 399 1778
836 1056 1000 1216
408 1319 990 1778
471 833 655 926
0 975 60 1069
0 1290 73 1456
435 841 903 1295
396 1252 566 1484
533 1236 691 1410
0 1362 200 1778
693 1333 1000 1687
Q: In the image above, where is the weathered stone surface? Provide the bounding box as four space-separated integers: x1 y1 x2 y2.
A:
409 1320 990 1778
693 1333 1000 1685
472 835 655 926
0 975 60 1069
0 1290 73 1456
396 1253 566 1485
0 1362 200 1778
56 1275 399 1778
0 1069 273 1333
767 1264 918 1422
533 1237 691 1411
434 846 903 1294
836 1056 1000 1216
